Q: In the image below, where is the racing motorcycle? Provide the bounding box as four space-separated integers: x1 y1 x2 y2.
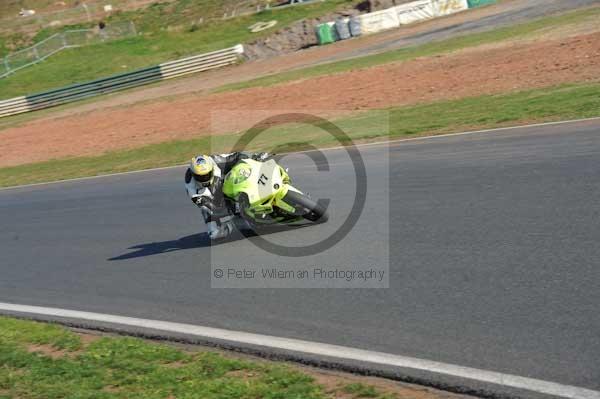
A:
221 157 328 231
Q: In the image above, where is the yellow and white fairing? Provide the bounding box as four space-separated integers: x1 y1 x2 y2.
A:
223 159 301 221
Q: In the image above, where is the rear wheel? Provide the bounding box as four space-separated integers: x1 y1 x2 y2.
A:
282 190 329 223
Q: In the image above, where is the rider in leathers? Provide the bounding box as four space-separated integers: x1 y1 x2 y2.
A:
185 152 268 239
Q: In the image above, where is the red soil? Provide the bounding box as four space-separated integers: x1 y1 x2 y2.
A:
1 31 599 167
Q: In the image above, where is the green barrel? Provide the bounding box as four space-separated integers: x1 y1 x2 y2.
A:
467 0 496 8
316 23 336 45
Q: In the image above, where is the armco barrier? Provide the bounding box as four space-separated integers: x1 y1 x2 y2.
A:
358 8 401 35
394 0 435 25
433 0 469 17
352 0 469 38
0 44 244 118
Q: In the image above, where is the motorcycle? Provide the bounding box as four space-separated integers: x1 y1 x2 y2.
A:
221 157 328 232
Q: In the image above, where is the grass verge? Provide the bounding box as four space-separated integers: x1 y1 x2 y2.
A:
1 82 599 188
1 3 596 129
0 0 354 100
0 316 403 399
214 6 600 93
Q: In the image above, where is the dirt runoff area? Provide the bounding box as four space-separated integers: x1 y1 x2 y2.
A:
1 31 599 168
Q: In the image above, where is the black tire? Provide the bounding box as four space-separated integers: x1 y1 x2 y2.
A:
283 190 329 223
237 193 254 225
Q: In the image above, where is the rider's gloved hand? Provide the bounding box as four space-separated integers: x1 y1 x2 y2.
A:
192 195 214 212
191 195 202 205
252 152 270 161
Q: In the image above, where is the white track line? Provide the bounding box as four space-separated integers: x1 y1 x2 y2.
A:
1 116 599 192
0 302 598 399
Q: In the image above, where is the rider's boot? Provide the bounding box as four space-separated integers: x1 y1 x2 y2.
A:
207 216 234 240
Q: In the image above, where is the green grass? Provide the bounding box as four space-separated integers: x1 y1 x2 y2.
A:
0 0 354 100
0 0 83 19
214 6 600 93
344 383 379 398
0 0 290 54
1 82 598 188
0 316 394 399
1 2 594 123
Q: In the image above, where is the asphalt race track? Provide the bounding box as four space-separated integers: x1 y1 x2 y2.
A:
1 120 600 396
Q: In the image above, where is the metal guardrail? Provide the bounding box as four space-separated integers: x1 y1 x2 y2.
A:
1 21 137 79
2 0 325 36
0 44 244 119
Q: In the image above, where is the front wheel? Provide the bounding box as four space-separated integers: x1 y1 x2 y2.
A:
282 190 329 223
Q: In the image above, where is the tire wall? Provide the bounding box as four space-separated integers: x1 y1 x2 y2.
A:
335 18 352 40
244 0 473 59
467 0 496 8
